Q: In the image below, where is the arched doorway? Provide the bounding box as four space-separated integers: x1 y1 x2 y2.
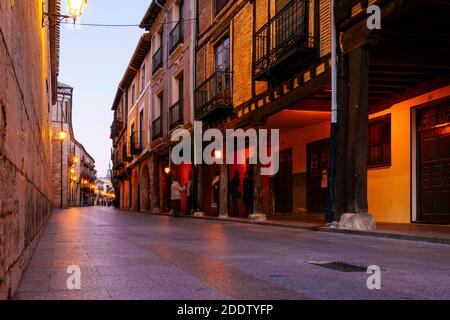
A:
140 165 151 212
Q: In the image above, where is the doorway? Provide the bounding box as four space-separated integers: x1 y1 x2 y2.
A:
307 138 330 212
274 148 293 214
417 111 450 224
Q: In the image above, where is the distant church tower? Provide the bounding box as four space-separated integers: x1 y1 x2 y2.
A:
106 162 112 180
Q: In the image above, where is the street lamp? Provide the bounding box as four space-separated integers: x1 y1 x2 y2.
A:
58 131 66 141
67 0 88 19
42 0 88 27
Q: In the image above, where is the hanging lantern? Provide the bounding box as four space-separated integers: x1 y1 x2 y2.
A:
67 0 88 19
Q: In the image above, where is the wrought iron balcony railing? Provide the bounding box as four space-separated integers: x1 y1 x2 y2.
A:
152 46 163 74
152 116 163 141
110 114 124 138
122 143 131 162
195 70 233 121
254 0 315 81
169 100 184 131
130 131 143 155
169 20 183 54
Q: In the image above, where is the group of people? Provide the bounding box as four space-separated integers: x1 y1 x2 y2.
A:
212 170 255 217
170 169 255 218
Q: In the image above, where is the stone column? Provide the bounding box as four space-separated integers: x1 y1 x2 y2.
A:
193 164 205 217
338 47 376 231
150 156 161 213
249 161 266 222
219 162 228 218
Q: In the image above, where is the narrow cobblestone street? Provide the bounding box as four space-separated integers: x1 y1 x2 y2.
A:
14 207 450 300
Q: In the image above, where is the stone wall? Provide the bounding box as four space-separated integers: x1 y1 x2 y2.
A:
0 0 54 299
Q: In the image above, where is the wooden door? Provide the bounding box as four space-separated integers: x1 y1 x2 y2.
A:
307 139 330 212
418 125 450 224
275 149 293 214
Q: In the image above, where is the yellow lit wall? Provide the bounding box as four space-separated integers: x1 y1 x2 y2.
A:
368 85 450 223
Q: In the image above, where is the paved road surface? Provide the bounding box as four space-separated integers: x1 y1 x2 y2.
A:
14 207 450 300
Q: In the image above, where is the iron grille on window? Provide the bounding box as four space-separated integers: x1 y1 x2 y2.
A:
122 143 128 161
169 20 183 54
152 116 163 141
169 100 184 131
130 131 143 155
152 46 163 74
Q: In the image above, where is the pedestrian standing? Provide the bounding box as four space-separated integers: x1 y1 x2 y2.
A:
212 171 220 216
171 176 186 217
229 170 240 217
243 170 254 217
186 177 193 215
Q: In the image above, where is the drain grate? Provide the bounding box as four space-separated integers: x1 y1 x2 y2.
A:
309 261 368 273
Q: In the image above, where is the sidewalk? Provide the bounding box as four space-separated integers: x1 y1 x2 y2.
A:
157 212 450 245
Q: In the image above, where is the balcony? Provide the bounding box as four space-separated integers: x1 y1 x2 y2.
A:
169 20 183 54
169 100 184 131
195 70 233 121
130 131 143 155
110 114 124 138
152 116 163 141
253 0 315 82
152 46 163 74
122 143 131 162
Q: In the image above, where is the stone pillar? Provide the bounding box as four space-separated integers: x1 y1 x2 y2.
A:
249 161 266 222
219 162 228 218
339 47 376 231
193 164 205 217
150 157 161 213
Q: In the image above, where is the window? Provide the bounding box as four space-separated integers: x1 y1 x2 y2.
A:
139 110 144 145
216 37 230 72
141 65 146 92
215 36 231 95
178 75 184 102
153 31 163 74
368 114 391 168
169 1 184 54
155 93 163 120
215 0 230 15
131 83 136 106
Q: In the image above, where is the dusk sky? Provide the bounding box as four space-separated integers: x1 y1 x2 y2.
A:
59 0 151 177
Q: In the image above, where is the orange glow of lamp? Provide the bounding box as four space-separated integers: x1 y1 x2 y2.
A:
57 131 66 141
214 150 222 160
67 0 88 19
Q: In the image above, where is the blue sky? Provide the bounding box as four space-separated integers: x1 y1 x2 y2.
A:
60 0 151 177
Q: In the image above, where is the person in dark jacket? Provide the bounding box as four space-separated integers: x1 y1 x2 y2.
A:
212 171 220 216
229 170 240 217
243 170 254 217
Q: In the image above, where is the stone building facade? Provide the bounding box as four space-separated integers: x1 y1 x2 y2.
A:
112 0 196 215
0 0 60 299
51 83 97 209
111 0 450 226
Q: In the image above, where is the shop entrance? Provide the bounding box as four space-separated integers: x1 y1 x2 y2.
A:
417 104 450 224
